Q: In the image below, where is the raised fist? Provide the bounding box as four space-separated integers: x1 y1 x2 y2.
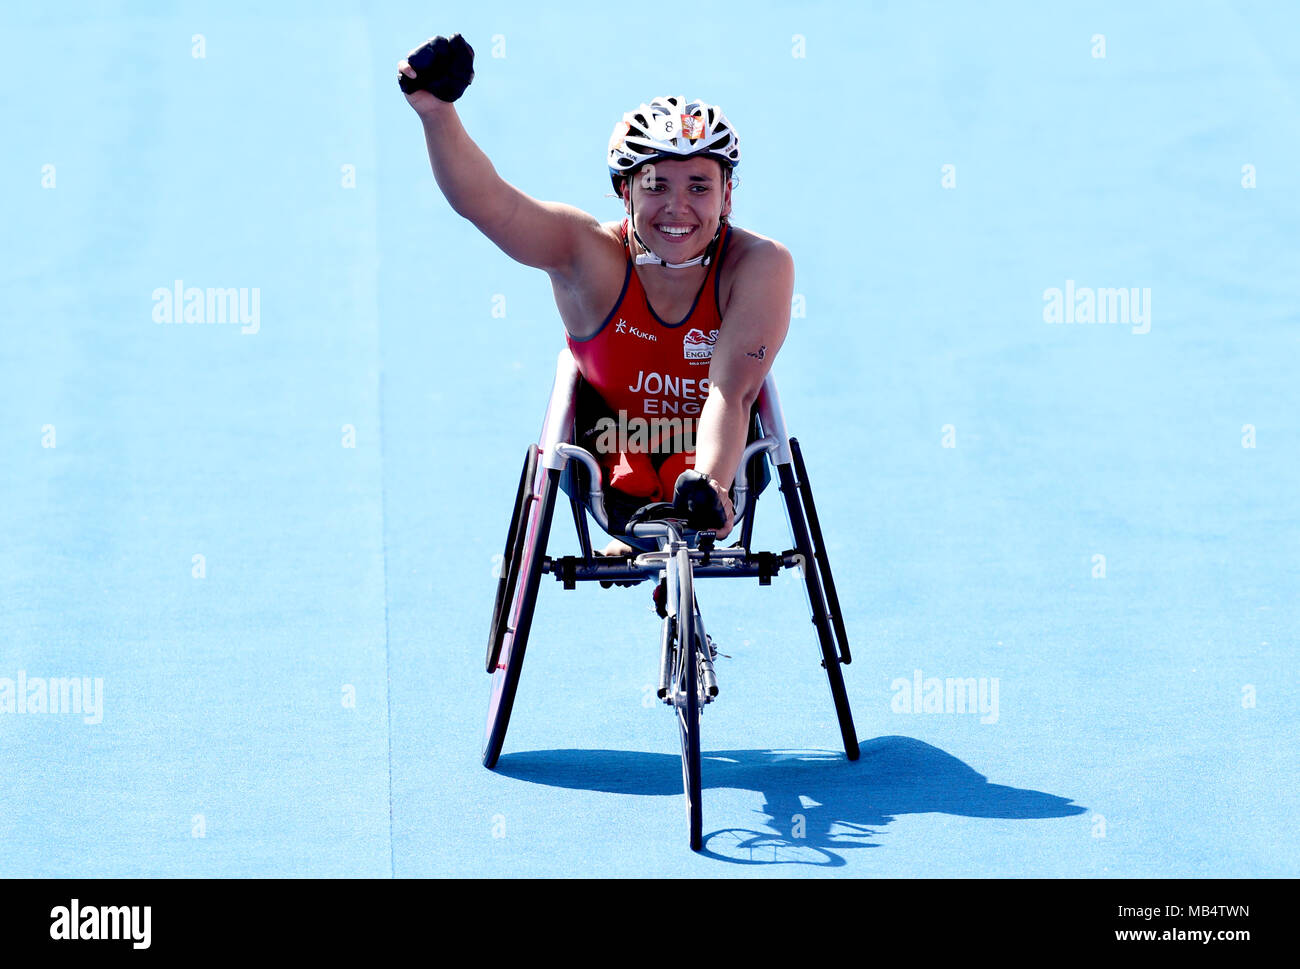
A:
398 34 475 104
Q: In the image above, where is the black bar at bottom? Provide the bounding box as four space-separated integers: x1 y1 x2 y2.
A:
0 877 1282 956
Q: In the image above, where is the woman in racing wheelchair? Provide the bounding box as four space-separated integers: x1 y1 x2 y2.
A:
399 36 793 539
401 39 858 849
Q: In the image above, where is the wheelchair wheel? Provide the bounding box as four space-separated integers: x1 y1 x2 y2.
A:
671 545 703 851
777 459 860 762
483 459 560 770
486 445 539 674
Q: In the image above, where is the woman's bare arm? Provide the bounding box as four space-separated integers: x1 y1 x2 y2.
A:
402 65 601 279
689 239 795 533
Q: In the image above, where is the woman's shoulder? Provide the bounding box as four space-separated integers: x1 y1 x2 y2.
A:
721 223 793 271
717 224 794 312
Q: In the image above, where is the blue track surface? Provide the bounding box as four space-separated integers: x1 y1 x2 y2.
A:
2 1 1297 877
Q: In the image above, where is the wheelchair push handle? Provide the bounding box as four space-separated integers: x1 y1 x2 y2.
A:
551 437 778 541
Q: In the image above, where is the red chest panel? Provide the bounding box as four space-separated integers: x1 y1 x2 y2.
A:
566 220 731 425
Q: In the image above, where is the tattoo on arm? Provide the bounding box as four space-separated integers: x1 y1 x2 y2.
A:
746 345 767 360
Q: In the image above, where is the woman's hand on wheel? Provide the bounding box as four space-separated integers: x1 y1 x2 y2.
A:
673 471 735 540
398 34 475 118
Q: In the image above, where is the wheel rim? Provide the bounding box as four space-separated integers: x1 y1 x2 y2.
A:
673 545 702 850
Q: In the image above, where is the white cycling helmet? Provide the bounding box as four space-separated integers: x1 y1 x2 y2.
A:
607 95 740 191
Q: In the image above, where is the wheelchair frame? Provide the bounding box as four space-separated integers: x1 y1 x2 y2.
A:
483 348 859 851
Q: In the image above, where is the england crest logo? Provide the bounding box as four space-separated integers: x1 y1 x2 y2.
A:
683 327 718 360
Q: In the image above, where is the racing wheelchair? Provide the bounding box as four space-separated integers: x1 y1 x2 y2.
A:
483 348 858 851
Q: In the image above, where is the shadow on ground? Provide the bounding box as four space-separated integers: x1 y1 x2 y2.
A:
496 735 1086 865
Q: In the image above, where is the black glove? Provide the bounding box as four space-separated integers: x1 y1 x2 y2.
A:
399 34 475 101
673 470 727 530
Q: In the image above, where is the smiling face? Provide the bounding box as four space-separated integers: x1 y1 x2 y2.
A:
620 156 732 261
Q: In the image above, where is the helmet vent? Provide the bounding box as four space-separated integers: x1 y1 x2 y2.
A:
608 98 740 190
